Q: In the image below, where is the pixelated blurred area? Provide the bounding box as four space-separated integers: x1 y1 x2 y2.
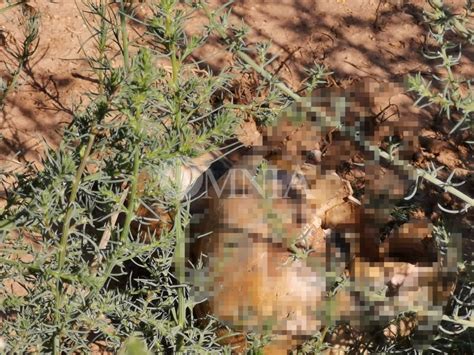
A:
188 79 467 353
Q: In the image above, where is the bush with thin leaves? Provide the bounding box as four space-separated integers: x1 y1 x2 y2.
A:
0 1 247 353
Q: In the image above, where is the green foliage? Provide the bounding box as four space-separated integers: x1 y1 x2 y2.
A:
119 335 152 355
0 3 40 107
408 0 473 136
245 332 273 355
298 329 330 354
0 1 247 353
0 0 327 352
407 1 473 353
302 63 333 95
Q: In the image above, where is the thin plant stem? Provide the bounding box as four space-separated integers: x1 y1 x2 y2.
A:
119 146 141 243
58 132 96 270
53 131 96 354
0 257 80 283
165 5 182 129
119 0 129 72
174 180 186 353
165 6 186 350
0 9 40 107
201 3 299 101
97 0 108 96
0 65 23 108
416 167 474 206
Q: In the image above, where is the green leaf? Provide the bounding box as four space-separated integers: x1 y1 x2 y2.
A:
119 335 152 355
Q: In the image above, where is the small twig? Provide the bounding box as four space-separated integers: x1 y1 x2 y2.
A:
343 60 382 82
373 101 400 125
440 315 474 328
98 187 129 250
373 0 385 30
273 46 301 77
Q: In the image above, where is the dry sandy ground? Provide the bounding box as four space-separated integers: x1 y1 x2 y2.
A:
0 0 95 168
0 0 472 169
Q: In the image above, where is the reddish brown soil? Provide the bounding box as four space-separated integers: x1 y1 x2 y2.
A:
0 0 471 166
